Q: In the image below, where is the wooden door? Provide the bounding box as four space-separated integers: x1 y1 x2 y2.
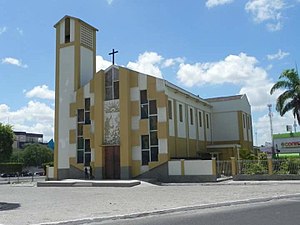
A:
105 146 120 179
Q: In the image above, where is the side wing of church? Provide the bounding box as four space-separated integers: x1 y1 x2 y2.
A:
53 16 253 180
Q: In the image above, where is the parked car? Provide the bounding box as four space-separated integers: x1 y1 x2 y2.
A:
34 172 44 176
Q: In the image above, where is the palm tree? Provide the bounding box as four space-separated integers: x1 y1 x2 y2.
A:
270 69 300 125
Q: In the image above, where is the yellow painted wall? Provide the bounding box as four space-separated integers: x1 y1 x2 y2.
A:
119 67 132 167
93 71 105 168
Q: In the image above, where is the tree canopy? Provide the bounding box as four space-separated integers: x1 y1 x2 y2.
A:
270 69 300 125
0 123 14 162
21 144 53 167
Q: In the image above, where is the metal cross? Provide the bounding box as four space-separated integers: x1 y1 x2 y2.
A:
109 49 119 65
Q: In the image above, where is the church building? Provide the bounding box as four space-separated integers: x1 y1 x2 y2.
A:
54 16 253 180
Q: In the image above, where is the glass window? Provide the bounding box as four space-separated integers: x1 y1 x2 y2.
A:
113 68 119 81
77 150 84 164
77 137 84 149
179 104 183 122
77 123 83 136
113 81 119 99
142 151 149 165
85 98 90 111
168 100 172 119
141 135 149 149
105 87 113 101
85 112 91 124
243 114 246 128
77 109 84 122
140 90 148 104
149 116 157 130
151 147 158 162
105 70 112 87
199 111 202 127
85 139 91 152
141 104 148 119
149 100 157 115
150 131 158 145
84 153 91 166
190 108 194 125
206 114 209 129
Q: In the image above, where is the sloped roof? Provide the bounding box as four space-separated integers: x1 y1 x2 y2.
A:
54 15 98 31
205 94 244 102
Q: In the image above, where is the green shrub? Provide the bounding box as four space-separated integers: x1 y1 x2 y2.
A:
243 162 267 175
0 163 23 174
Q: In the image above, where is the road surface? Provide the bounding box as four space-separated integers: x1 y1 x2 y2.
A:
94 197 300 225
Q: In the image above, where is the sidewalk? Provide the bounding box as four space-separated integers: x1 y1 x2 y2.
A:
1 180 300 225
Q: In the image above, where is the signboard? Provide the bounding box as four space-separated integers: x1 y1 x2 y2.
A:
273 136 300 153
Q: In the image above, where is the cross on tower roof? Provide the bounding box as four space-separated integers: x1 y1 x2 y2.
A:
109 49 119 65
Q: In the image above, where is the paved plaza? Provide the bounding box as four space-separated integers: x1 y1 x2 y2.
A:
1 180 300 225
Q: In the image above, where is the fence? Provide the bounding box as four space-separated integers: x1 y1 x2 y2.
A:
217 160 232 177
217 157 300 176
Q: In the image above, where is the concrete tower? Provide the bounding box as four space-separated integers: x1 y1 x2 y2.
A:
54 16 98 179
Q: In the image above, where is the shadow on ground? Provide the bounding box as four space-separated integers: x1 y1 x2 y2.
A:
0 202 20 211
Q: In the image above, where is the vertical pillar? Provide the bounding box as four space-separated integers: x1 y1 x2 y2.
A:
231 157 237 176
212 157 217 176
267 155 273 175
181 159 185 175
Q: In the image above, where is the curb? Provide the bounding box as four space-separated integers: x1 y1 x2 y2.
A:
38 193 300 225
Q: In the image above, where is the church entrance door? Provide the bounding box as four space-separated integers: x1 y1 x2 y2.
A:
104 146 120 179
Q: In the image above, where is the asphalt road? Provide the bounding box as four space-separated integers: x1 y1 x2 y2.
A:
95 197 300 225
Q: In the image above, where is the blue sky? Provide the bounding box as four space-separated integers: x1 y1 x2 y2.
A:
0 0 300 145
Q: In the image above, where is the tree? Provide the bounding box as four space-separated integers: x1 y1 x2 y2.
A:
270 69 300 125
0 123 14 162
22 144 53 167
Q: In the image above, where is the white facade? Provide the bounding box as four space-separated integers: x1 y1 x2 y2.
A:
58 46 76 168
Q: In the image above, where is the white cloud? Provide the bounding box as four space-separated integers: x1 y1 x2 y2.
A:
245 0 286 31
206 0 234 8
96 55 111 72
127 52 164 78
1 57 28 68
106 0 113 4
16 27 23 35
126 52 184 78
177 53 275 111
267 49 289 60
0 101 54 141
25 85 55 100
162 57 185 68
0 26 7 35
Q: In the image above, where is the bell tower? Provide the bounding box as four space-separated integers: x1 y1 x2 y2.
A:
54 16 98 179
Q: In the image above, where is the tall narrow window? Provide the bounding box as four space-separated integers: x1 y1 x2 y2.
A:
190 108 194 125
85 98 91 124
179 104 183 122
199 111 202 127
149 100 157 115
140 90 148 119
168 100 173 119
206 114 209 129
105 68 119 101
65 18 70 43
243 114 246 128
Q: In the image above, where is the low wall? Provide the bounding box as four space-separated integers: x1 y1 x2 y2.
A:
234 174 300 181
168 160 213 176
137 160 217 182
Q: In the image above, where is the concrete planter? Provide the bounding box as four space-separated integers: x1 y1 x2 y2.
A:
234 174 300 181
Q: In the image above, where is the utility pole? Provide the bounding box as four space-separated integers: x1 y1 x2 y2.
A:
267 104 274 155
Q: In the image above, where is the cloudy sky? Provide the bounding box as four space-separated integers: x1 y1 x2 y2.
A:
0 0 300 145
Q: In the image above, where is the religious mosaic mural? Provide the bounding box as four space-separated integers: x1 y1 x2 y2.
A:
104 99 120 144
